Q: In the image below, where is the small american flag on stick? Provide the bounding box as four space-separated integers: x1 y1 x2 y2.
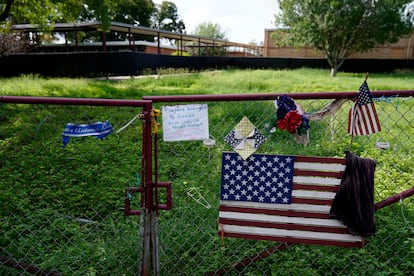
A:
348 80 381 136
218 152 363 248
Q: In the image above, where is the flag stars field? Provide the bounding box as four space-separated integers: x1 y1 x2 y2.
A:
220 152 294 204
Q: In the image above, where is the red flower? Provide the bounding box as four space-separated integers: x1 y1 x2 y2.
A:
277 110 302 133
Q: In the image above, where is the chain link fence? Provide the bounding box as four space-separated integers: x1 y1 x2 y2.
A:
0 100 151 275
152 94 414 275
1 93 413 275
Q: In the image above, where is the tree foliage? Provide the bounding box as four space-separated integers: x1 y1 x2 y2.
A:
192 22 227 40
0 0 187 31
187 22 228 56
152 1 185 33
0 0 13 22
0 0 186 44
275 0 414 76
1 0 69 31
0 0 156 29
112 0 155 27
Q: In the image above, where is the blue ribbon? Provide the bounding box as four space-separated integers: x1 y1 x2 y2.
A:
62 120 113 148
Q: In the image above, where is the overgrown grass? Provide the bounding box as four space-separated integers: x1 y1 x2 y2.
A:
1 68 413 98
0 69 413 275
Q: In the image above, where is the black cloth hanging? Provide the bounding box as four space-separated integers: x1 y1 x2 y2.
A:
330 151 376 237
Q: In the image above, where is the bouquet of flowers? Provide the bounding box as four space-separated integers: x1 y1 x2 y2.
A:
274 95 310 144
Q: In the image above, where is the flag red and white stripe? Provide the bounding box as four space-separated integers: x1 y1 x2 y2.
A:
348 80 381 136
218 155 364 248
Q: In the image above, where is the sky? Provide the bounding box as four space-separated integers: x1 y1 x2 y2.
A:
153 0 279 44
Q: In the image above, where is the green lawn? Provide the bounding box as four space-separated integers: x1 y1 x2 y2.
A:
1 68 413 98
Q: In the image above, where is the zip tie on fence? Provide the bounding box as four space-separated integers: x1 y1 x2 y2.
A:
186 187 211 209
136 172 141 186
35 115 54 133
127 172 141 201
375 95 401 110
374 95 413 110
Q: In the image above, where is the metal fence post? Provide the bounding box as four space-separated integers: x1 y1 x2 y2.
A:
142 103 154 275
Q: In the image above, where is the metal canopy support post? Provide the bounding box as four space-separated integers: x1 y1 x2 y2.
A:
157 32 161 55
102 31 107 51
74 26 78 51
128 27 132 50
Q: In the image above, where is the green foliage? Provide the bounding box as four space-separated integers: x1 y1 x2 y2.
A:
275 0 414 76
113 0 155 27
189 22 228 56
0 0 170 36
151 1 185 33
192 22 227 40
4 0 60 31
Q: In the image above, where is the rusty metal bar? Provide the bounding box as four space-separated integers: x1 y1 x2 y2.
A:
124 187 145 216
0 95 152 107
143 90 414 103
142 104 154 276
0 255 61 276
375 187 414 210
156 182 172 210
152 132 160 275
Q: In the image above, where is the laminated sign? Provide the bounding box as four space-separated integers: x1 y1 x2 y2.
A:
162 104 209 142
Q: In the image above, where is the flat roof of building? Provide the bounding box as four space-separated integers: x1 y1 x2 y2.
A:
12 21 262 51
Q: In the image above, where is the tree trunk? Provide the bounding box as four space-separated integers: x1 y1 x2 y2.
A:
326 50 347 77
0 0 14 22
328 58 345 77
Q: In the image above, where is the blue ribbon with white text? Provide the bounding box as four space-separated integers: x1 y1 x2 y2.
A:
62 120 113 148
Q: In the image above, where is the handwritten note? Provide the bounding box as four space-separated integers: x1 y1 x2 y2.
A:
162 104 209 142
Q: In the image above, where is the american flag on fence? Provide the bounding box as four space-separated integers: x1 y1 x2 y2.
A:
348 80 381 136
218 152 364 248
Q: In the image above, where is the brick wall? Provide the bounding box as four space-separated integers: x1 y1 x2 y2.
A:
264 29 414 59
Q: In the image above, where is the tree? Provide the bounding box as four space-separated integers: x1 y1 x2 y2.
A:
0 0 13 22
188 22 227 56
82 0 155 41
1 0 69 31
1 0 157 42
0 0 185 46
0 27 26 56
1 0 155 29
152 1 185 33
275 0 414 76
108 0 155 27
192 22 227 40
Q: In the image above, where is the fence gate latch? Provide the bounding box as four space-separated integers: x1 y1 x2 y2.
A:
124 187 144 216
155 182 172 211
125 182 172 216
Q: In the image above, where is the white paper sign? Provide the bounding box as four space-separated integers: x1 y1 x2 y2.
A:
162 104 209 142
